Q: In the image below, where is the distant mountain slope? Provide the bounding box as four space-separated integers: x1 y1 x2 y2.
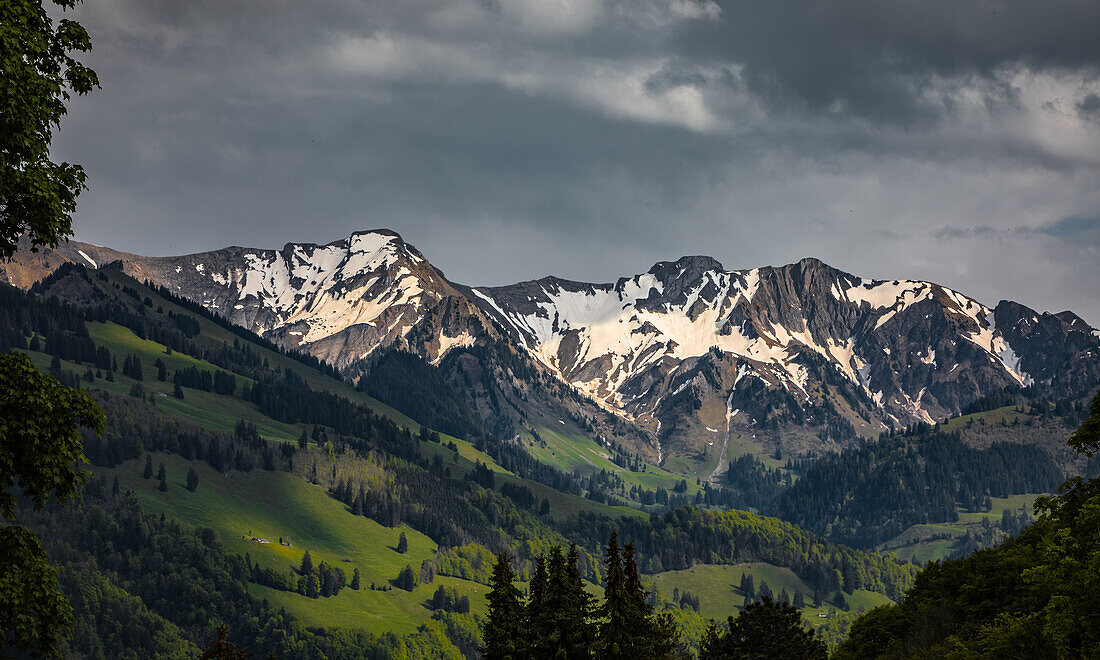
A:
472 257 1056 444
5 230 1098 466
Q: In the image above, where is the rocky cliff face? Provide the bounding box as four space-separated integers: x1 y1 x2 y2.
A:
41 230 481 371
470 256 1055 441
6 230 1098 464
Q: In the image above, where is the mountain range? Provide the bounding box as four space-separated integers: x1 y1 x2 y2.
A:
6 229 1099 470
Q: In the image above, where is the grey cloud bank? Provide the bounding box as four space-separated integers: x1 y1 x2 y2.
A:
52 0 1100 322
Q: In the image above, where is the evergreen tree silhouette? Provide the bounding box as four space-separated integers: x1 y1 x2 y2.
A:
482 552 525 660
700 596 826 660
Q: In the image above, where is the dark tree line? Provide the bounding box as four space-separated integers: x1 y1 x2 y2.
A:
428 585 470 614
562 506 917 601
358 350 485 441
82 393 290 474
772 429 1064 548
481 533 685 660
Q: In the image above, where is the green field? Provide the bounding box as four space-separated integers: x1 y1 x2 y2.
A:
955 492 1041 524
95 451 630 635
650 563 892 626
89 270 427 430
878 493 1044 563
25 341 311 444
46 321 641 530
937 404 1032 432
651 563 815 621
98 454 489 634
523 424 704 497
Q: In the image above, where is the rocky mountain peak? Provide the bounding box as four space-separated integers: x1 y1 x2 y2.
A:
4 232 1098 464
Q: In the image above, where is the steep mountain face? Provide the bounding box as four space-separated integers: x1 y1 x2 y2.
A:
5 230 1098 465
993 301 1100 398
19 231 646 456
469 256 1069 448
50 230 476 370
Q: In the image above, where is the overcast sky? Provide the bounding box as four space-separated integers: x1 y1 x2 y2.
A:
54 0 1100 322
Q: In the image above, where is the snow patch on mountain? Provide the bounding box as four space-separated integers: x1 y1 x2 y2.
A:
76 250 97 268
51 229 1097 436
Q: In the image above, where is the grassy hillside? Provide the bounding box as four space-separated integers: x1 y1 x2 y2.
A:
878 492 1043 563
523 424 703 495
650 563 892 629
97 454 488 635
91 268 424 428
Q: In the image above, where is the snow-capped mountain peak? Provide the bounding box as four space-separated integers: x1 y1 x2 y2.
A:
12 229 1099 460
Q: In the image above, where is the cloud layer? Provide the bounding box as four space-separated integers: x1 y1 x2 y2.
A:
54 0 1100 321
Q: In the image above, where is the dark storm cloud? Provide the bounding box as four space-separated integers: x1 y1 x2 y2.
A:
1039 216 1100 244
675 0 1100 125
51 0 1100 323
1080 94 1100 121
934 217 1100 246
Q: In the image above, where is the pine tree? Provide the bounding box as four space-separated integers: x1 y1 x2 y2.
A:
298 429 308 449
597 532 630 656
597 535 683 659
527 554 550 656
198 626 251 659
759 580 772 599
173 382 184 399
624 542 682 659
562 544 597 657
111 476 120 496
351 567 360 590
156 463 166 481
700 596 826 660
300 550 313 576
143 455 153 479
482 552 525 660
186 467 199 492
395 564 416 591
318 562 332 597
532 546 570 658
158 473 168 492
397 531 408 553
794 589 805 609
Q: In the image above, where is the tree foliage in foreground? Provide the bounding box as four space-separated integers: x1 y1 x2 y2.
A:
0 0 99 257
0 351 105 657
